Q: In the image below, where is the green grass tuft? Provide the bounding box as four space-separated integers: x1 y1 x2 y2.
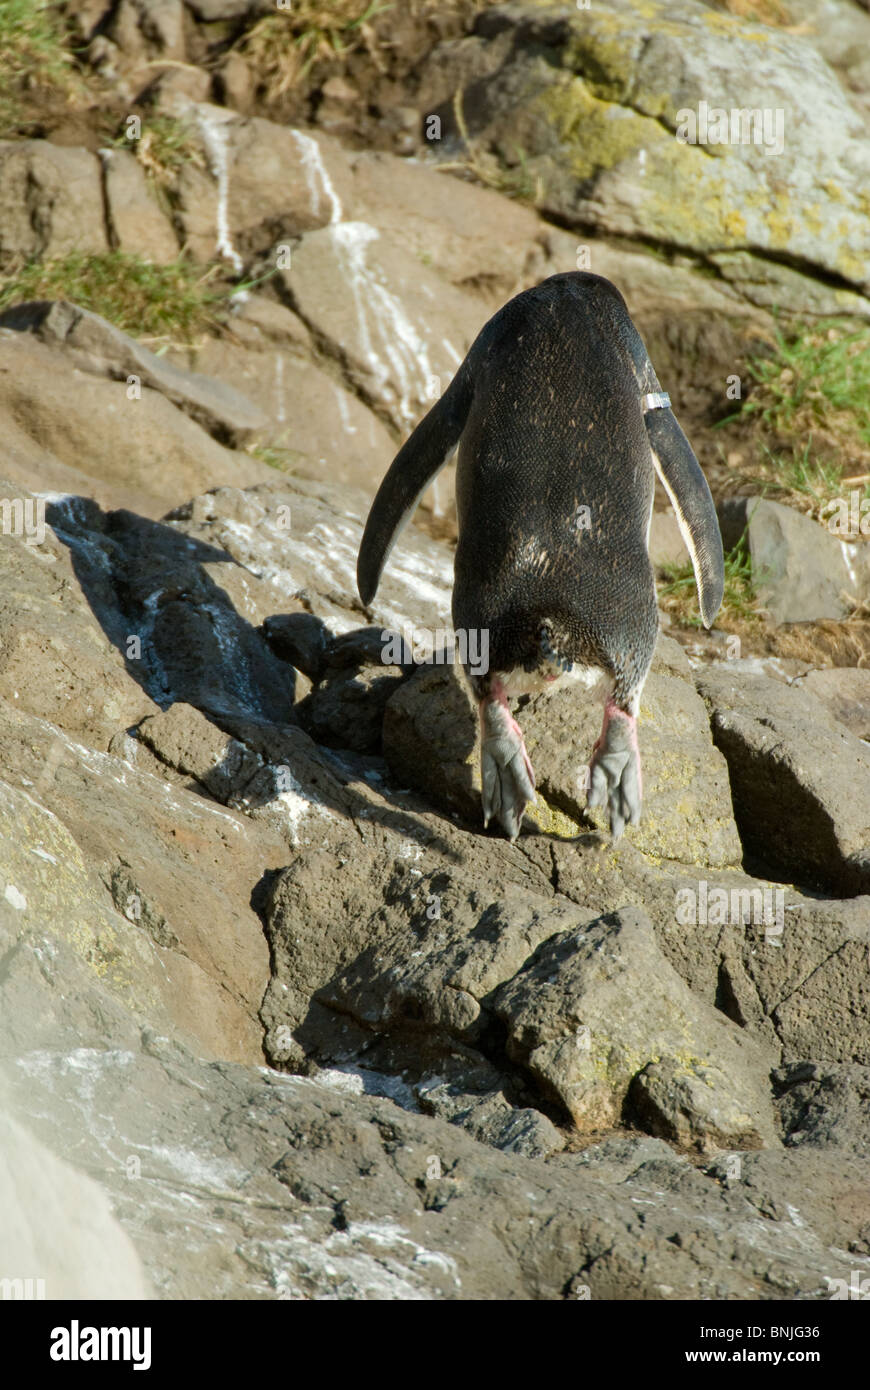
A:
0 251 231 343
720 318 870 452
658 536 760 631
0 0 82 136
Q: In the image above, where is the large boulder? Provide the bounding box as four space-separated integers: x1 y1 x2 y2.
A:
696 666 870 895
419 0 870 314
492 907 778 1148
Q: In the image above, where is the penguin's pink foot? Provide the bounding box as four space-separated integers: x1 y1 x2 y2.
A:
587 698 642 841
479 685 536 842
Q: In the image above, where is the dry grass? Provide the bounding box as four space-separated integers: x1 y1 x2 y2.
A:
233 1 393 101
766 612 870 668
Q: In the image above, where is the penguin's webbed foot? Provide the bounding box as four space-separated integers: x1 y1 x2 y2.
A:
587 700 642 841
479 691 536 842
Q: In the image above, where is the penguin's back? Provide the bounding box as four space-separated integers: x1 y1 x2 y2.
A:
453 273 656 662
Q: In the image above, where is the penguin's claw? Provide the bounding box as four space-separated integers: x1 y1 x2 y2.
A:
479 695 536 841
587 703 642 840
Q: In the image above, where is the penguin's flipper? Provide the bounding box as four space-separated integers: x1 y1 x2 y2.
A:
644 405 725 629
357 361 474 605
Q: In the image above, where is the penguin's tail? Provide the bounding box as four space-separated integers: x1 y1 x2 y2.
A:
357 359 474 606
538 619 574 673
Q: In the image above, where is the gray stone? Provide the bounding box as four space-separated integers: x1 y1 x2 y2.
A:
799 667 870 741
493 907 778 1148
696 665 870 894
99 145 180 263
137 701 262 799
775 1061 870 1153
298 661 408 754
421 0 870 310
0 300 268 447
0 141 108 266
284 221 482 431
718 496 865 623
0 1098 151 1300
383 635 743 867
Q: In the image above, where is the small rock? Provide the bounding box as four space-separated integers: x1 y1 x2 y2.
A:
717 496 865 623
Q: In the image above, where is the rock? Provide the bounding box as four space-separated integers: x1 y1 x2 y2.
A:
174 108 356 264
183 0 271 19
415 1076 565 1158
0 446 866 1294
522 636 742 866
0 494 161 747
111 0 187 65
182 338 394 490
775 1061 870 1152
261 612 330 681
383 662 480 825
547 835 870 1070
785 0 870 108
421 0 870 311
696 665 870 894
298 661 409 753
720 898 870 1066
383 635 743 868
0 141 108 266
2 1035 861 1300
137 701 262 799
718 496 865 622
798 667 870 741
347 148 546 293
99 146 180 263
0 1099 150 1300
0 335 274 516
0 300 268 447
284 221 482 431
493 907 778 1149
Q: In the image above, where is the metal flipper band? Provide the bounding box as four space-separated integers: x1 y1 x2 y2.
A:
642 391 671 410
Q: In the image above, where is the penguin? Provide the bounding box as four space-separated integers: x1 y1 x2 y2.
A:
357 272 724 842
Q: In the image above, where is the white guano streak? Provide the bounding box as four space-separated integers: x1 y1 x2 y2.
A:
290 129 343 224
198 112 244 275
330 221 438 428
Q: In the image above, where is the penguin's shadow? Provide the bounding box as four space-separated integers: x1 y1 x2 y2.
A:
44 497 463 859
